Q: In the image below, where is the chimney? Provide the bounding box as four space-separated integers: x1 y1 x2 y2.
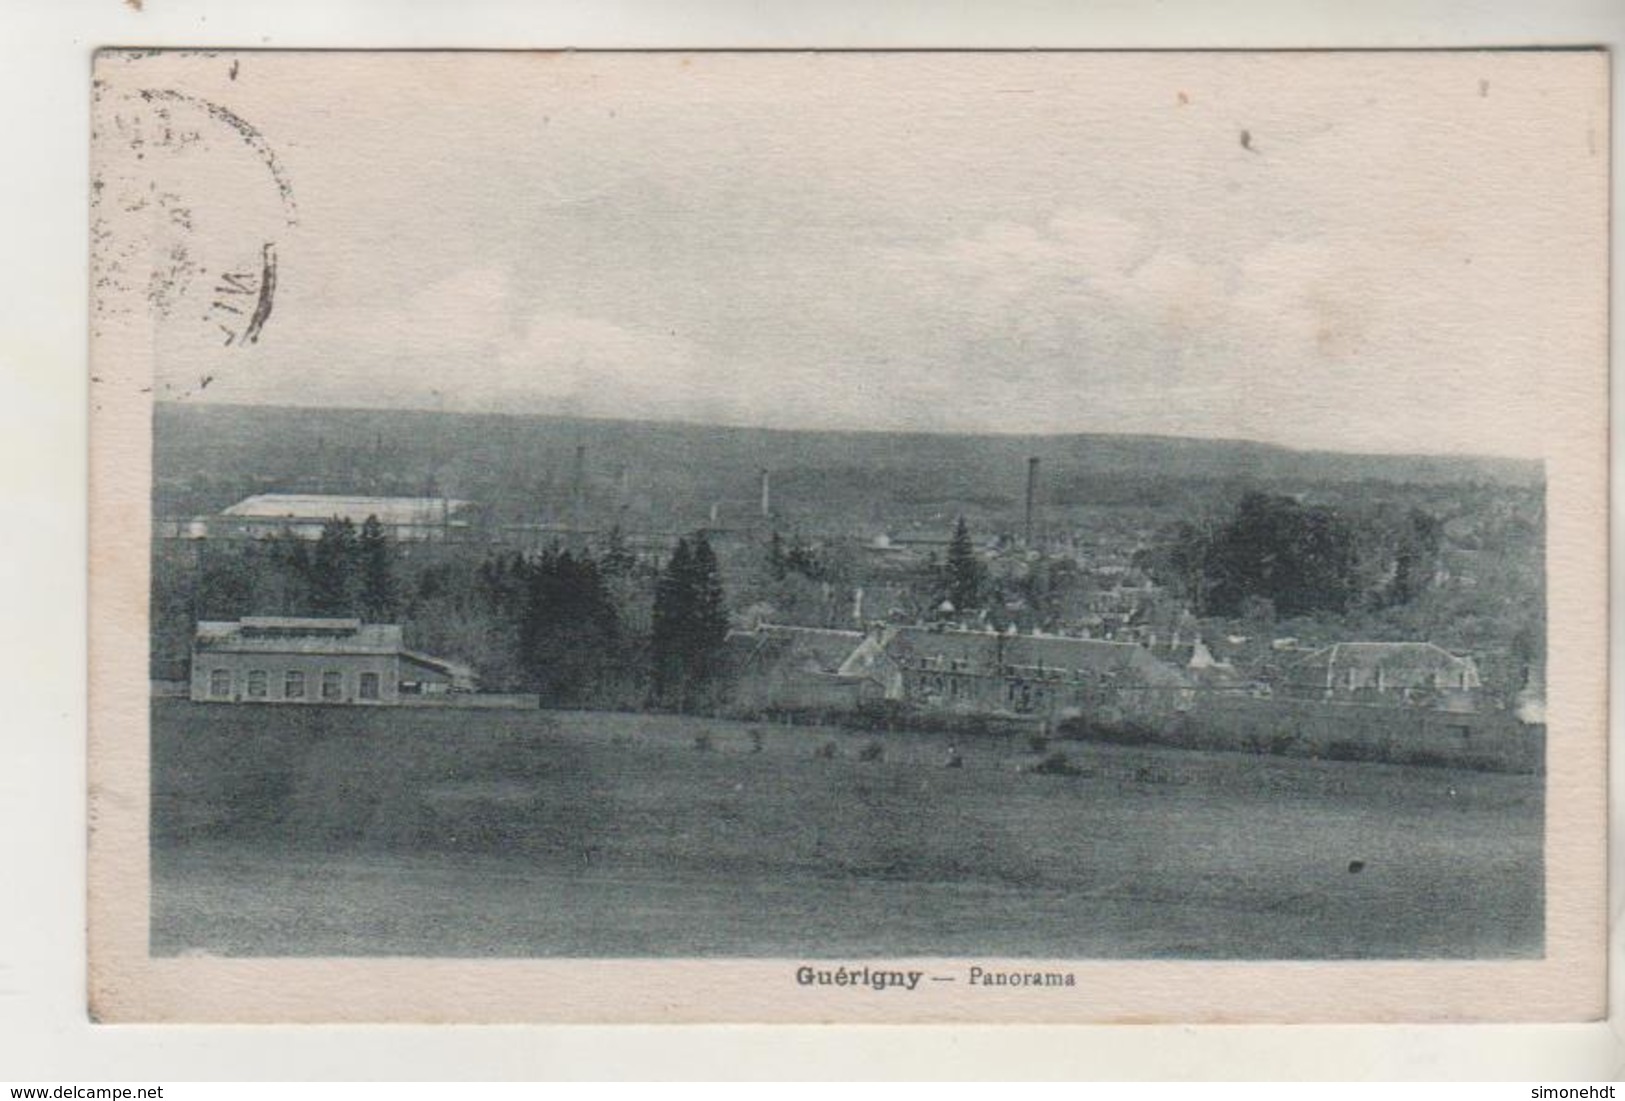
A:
759 468 771 519
1024 456 1040 547
571 443 586 529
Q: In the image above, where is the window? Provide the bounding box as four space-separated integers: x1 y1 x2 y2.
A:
321 671 344 701
359 672 380 701
284 671 305 700
247 670 268 699
209 669 232 698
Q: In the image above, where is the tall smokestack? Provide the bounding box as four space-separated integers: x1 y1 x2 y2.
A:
572 443 586 529
760 468 771 520
1025 456 1040 548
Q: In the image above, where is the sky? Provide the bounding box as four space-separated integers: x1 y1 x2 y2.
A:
95 50 1607 457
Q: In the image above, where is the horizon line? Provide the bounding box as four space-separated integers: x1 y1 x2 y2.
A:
154 398 1544 467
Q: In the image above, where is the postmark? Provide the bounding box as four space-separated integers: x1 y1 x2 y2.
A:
91 53 295 398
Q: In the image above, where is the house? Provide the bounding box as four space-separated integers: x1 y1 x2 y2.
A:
189 617 476 705
877 625 1194 722
1282 642 1482 710
727 624 881 711
1183 638 1246 690
213 494 474 541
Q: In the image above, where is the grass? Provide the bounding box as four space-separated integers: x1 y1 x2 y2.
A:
150 699 1544 959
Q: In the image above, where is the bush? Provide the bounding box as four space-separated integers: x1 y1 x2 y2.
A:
858 740 885 763
1053 714 1159 747
1033 750 1081 777
813 740 839 760
694 732 714 752
1246 730 1304 757
1027 733 1050 755
1323 739 1383 763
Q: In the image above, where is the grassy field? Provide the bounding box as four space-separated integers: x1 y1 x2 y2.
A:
150 700 1543 959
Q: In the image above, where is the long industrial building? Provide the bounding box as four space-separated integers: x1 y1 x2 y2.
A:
190 617 475 705
208 493 474 541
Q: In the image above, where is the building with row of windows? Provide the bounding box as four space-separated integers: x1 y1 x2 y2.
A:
725 622 1494 726
189 617 475 705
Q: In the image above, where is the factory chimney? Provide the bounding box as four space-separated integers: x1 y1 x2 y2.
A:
1024 456 1041 548
759 468 771 520
571 443 587 529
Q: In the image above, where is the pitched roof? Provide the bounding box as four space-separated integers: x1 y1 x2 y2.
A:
731 625 867 677
883 627 1190 687
1291 641 1475 674
401 651 478 685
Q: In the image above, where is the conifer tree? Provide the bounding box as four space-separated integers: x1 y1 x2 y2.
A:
945 516 983 613
358 514 396 621
517 545 621 705
767 530 788 581
687 531 730 684
310 516 360 615
650 532 730 709
600 525 637 578
650 537 695 705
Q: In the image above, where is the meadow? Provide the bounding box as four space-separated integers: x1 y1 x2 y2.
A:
150 700 1543 959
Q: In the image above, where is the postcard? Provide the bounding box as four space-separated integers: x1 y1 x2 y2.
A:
87 48 1607 1023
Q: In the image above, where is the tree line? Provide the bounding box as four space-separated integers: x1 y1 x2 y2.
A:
1134 491 1443 619
174 518 736 711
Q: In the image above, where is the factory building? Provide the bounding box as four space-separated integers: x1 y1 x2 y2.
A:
211 494 474 541
189 617 475 705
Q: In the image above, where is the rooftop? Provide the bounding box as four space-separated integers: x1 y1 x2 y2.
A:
221 494 472 525
884 626 1191 686
239 616 362 635
732 624 868 677
1291 642 1476 672
195 619 405 656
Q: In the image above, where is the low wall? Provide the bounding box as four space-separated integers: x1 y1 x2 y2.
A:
399 693 541 710
1073 694 1543 774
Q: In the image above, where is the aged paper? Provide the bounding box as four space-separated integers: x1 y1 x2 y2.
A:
88 49 1607 1023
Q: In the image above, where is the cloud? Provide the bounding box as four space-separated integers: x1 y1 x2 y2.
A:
149 50 1601 458
490 310 717 418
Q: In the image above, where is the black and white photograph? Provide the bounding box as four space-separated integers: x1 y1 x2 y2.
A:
85 47 1607 1023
